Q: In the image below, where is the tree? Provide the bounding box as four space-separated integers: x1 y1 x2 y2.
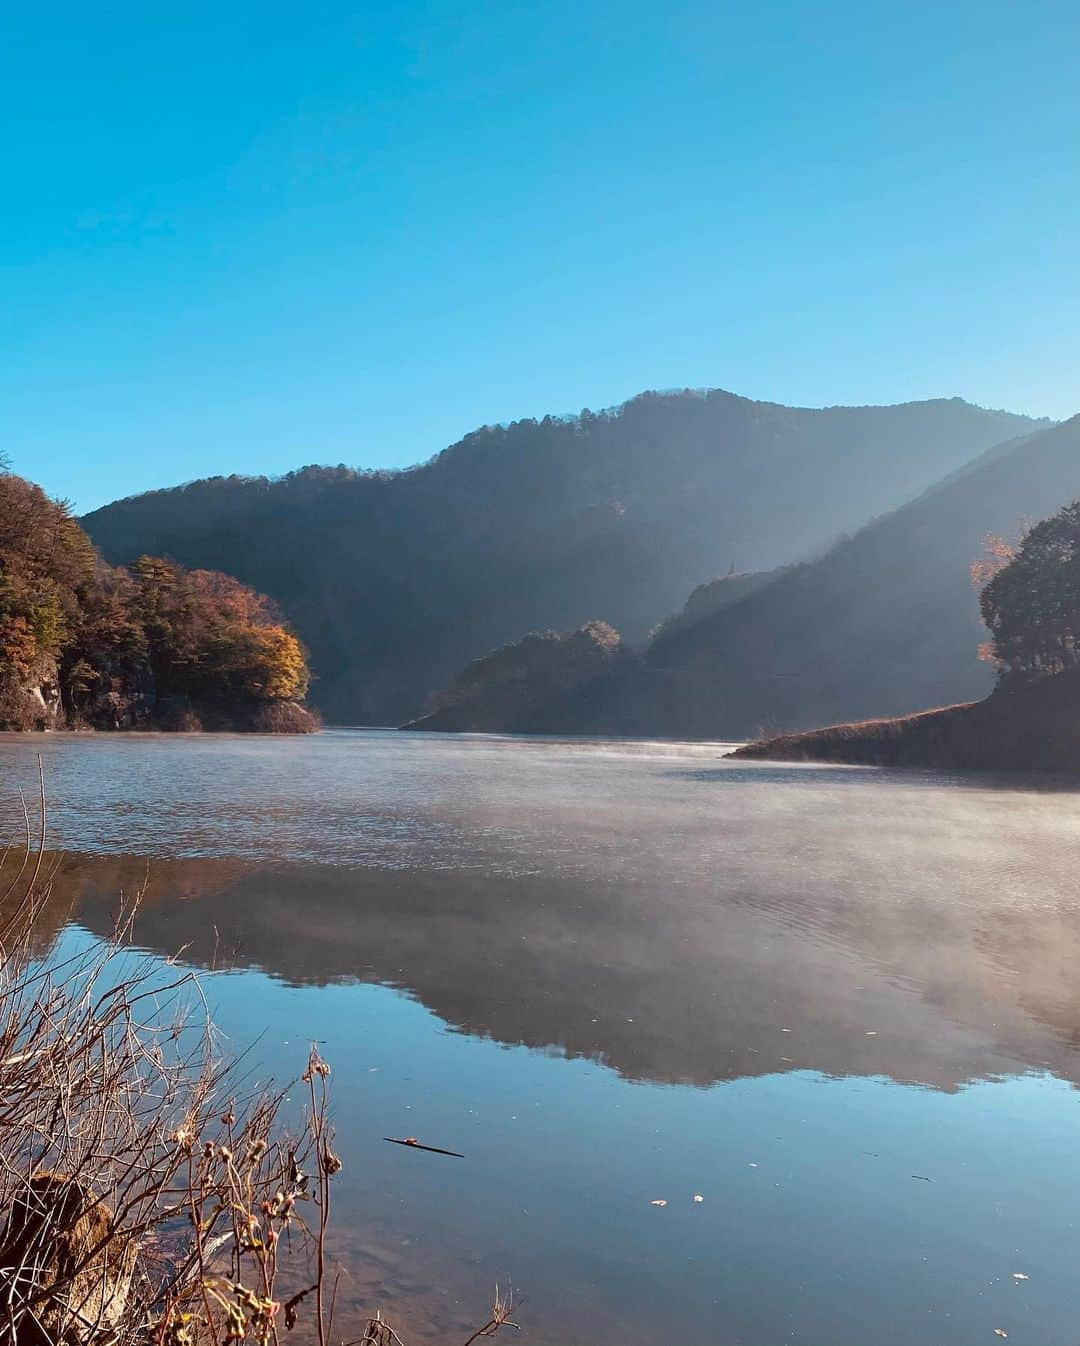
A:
0 477 97 681
0 475 314 729
0 616 38 682
204 624 310 701
188 569 281 626
980 501 1080 682
121 557 311 707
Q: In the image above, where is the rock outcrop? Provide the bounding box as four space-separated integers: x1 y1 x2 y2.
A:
0 1173 136 1345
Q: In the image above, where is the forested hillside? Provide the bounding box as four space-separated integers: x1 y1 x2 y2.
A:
415 414 1080 740
0 471 315 731
408 620 627 732
735 494 1080 771
524 414 1080 740
630 414 1080 738
82 389 1038 723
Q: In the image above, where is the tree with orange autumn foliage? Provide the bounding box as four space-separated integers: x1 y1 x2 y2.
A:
0 468 316 731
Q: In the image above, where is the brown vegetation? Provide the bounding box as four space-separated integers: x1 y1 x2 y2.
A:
730 669 1080 772
0 472 316 733
0 784 512 1345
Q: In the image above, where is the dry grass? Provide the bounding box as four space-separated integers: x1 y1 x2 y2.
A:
730 699 982 762
0 767 516 1346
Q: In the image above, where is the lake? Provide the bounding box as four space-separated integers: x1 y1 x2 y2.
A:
3 729 1080 1345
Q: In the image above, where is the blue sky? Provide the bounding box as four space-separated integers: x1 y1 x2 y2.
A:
4 0 1078 512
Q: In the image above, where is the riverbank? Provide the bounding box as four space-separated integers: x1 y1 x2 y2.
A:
9 699 322 734
731 670 1080 772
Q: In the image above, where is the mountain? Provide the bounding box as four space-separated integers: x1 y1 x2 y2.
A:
646 568 781 645
81 390 1039 724
406 575 787 734
537 414 1080 740
406 620 628 732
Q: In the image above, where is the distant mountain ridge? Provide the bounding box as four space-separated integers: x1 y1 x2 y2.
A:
82 388 1040 723
641 413 1080 737
490 413 1080 741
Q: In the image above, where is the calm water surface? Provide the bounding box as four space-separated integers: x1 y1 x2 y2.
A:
3 729 1080 1345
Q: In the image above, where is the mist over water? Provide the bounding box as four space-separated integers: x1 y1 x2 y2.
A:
5 730 1080 1344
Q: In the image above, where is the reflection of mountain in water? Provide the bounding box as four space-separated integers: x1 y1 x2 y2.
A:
50 846 1080 1094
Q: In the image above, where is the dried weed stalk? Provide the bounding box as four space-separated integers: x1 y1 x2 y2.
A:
0 772 517 1346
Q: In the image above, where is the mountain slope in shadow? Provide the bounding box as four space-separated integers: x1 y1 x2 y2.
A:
81 390 1038 724
507 414 1080 739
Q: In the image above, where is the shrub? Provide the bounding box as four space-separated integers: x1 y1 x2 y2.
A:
248 701 322 734
0 786 515 1345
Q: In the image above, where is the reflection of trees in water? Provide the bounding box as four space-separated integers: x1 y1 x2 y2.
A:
50 850 1080 1094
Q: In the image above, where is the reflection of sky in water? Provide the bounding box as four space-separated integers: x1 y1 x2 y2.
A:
190 961 1080 1346
8 731 1080 1344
